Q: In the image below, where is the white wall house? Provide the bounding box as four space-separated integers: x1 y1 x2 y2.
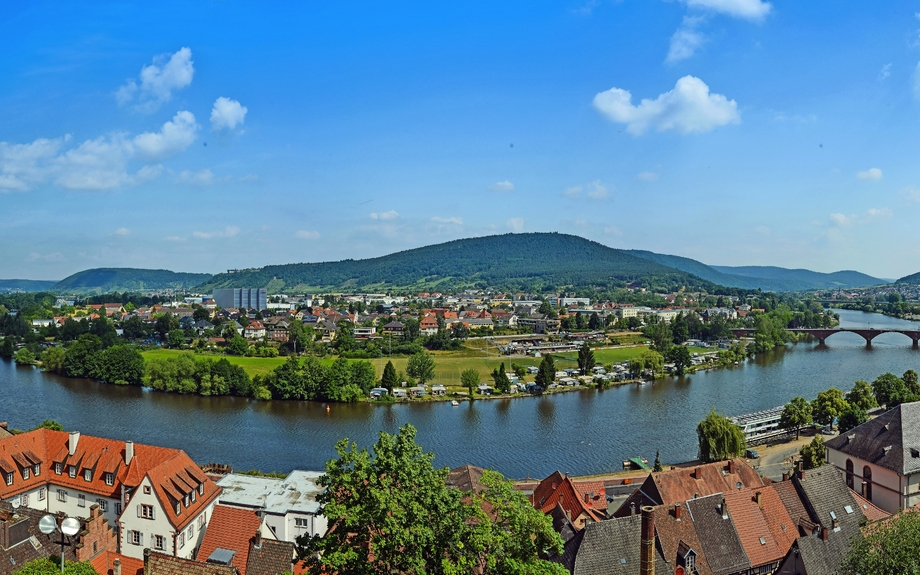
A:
0 428 221 561
216 470 327 543
824 401 920 514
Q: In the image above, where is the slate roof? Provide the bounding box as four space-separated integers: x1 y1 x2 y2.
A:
196 505 262 575
685 494 752 575
144 550 239 575
652 504 715 575
824 401 920 475
571 514 673 575
245 538 295 575
614 459 763 518
0 502 81 575
446 465 487 494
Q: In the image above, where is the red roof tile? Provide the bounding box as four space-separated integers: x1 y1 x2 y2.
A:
196 505 262 575
90 551 145 575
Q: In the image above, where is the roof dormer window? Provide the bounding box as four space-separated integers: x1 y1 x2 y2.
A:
4 472 12 486
198 483 204 496
191 490 196 503
22 467 30 480
33 464 40 476
84 469 92 482
69 466 77 478
175 502 181 515
184 494 190 508
55 463 62 475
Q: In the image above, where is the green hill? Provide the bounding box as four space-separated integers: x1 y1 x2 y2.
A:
896 271 920 284
197 233 717 293
53 268 213 295
0 279 59 292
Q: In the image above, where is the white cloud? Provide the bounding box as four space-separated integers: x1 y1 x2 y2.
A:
636 171 659 182
193 225 240 239
113 227 131 236
26 251 64 262
586 180 608 199
572 219 591 229
133 111 199 160
828 209 890 228
117 47 195 113
210 97 248 131
901 186 920 202
604 226 623 236
370 210 399 220
431 216 463 225
54 134 138 190
679 0 771 21
506 218 524 232
593 76 740 135
177 168 215 186
574 0 600 15
489 180 515 193
755 225 770 235
667 16 706 63
856 168 882 181
878 63 892 81
237 174 259 183
829 213 854 227
866 207 892 220
295 230 321 240
164 235 184 242
0 137 66 192
563 185 582 199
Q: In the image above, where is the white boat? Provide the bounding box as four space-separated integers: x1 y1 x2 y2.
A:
451 400 460 406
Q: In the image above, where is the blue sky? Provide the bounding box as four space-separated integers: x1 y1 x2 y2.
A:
3 1 920 280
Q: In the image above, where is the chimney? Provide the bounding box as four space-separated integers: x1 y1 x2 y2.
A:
565 508 571 521
797 460 804 479
0 422 7 429
68 431 80 456
674 503 681 519
821 527 829 540
832 518 838 530
782 472 789 482
640 506 655 575
755 492 762 507
693 467 701 479
254 529 262 549
720 498 728 519
584 492 590 503
125 441 134 465
728 460 736 474
113 559 122 575
631 502 637 516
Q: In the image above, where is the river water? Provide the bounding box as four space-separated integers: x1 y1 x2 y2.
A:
3 309 919 479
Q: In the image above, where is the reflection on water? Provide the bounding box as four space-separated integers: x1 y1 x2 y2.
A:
3 309 920 479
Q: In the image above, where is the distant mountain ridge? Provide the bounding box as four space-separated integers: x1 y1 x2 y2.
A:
0 279 59 292
53 268 213 295
197 233 715 293
896 271 920 284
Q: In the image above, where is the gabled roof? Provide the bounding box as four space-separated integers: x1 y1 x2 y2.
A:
90 551 145 575
723 487 795 567
145 550 239 575
446 465 487 494
850 489 890 522
825 401 920 475
571 514 673 575
196 505 262 575
652 504 715 575
245 539 295 575
685 494 751 575
531 471 605 523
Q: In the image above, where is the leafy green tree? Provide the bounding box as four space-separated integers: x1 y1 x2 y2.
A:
13 558 97 575
166 329 186 348
227 335 249 356
97 345 145 385
904 369 920 397
629 349 664 379
461 368 479 398
193 307 211 321
122 315 147 339
13 348 35 364
534 354 555 390
665 345 692 376
840 508 920 575
154 313 179 340
799 435 825 470
588 313 601 330
671 312 690 345
538 300 556 318
872 372 916 409
577 341 595 375
697 408 746 462
32 420 64 431
350 361 377 395
780 396 813 439
450 322 470 340
645 321 672 353
63 334 103 378
845 379 878 411
406 351 435 384
811 388 848 427
40 347 66 373
492 363 511 394
0 337 14 358
837 404 869 434
381 360 398 391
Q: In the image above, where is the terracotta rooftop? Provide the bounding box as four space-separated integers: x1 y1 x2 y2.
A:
145 550 239 575
531 471 606 524
196 505 262 575
90 551 144 575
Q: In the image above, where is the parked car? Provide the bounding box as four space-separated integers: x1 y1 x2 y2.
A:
745 449 760 459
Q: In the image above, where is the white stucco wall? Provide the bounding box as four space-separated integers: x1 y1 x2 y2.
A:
827 448 903 513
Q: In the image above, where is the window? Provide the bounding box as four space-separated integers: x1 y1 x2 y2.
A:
141 504 155 519
105 473 114 486
184 494 190 508
22 467 30 480
130 530 143 546
197 514 205 529
96 499 107 512
57 489 67 502
154 535 165 550
188 524 194 539
55 463 62 475
84 469 92 482
295 518 309 528
864 466 873 502
69 466 76 478
78 494 86 508
191 490 196 503
198 484 204 496
143 486 151 495
33 464 40 477
178 532 185 548
686 552 696 571
115 503 122 516
20 493 28 506
38 488 46 501
845 459 854 490
4 473 11 486
175 503 181 515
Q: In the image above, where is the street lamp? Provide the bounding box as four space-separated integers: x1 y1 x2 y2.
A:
38 515 80 573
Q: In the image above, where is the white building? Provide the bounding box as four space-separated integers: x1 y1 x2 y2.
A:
215 471 327 543
0 429 221 560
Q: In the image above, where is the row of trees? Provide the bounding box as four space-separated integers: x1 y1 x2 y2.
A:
40 334 146 386
144 355 253 397
254 356 378 402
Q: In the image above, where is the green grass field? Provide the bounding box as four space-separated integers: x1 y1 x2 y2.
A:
141 344 712 384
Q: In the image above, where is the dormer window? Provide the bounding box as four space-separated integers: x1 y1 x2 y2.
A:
69 466 77 478
175 502 181 515
22 468 30 480
33 464 40 476
191 490 196 503
55 463 62 475
105 473 114 486
184 494 190 508
84 469 92 482
198 484 204 496
4 472 12 486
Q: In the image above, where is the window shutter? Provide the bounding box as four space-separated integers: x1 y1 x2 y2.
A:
151 507 155 520
137 504 141 517
139 532 144 546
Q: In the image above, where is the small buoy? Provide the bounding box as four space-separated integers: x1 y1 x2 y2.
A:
326 405 330 413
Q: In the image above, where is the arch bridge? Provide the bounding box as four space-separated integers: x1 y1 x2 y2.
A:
729 328 920 346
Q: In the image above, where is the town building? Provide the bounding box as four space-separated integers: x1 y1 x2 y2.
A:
213 289 268 312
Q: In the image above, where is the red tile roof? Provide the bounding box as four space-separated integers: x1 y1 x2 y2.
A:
90 551 145 575
196 505 262 575
852 489 891 522
723 487 795 567
530 472 605 526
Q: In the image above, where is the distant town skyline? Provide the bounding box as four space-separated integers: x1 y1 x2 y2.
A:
3 2 920 280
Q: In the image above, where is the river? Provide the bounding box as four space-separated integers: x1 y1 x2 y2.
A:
3 309 919 480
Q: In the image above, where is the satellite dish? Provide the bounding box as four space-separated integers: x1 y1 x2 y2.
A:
11 498 20 509
61 517 80 536
39 515 58 535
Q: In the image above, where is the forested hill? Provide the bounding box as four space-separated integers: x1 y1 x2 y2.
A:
896 271 920 284
54 268 213 295
197 233 717 293
623 249 885 291
0 279 59 292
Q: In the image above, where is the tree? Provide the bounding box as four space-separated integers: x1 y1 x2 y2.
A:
40 347 66 374
645 321 672 353
653 449 663 472
193 307 211 321
845 379 878 411
461 368 479 397
451 322 470 340
534 354 555 390
871 372 916 409
905 369 920 396
492 363 511 394
577 341 595 375
780 396 812 439
811 388 848 427
381 360 398 391
154 313 179 340
32 420 63 431
13 558 97 575
697 408 746 462
0 337 13 358
665 345 692 376
13 347 35 364
295 424 483 574
629 350 663 379
799 435 825 470
166 329 186 348
837 404 869 434
588 313 601 330
406 351 435 384
840 508 920 575
227 335 249 356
